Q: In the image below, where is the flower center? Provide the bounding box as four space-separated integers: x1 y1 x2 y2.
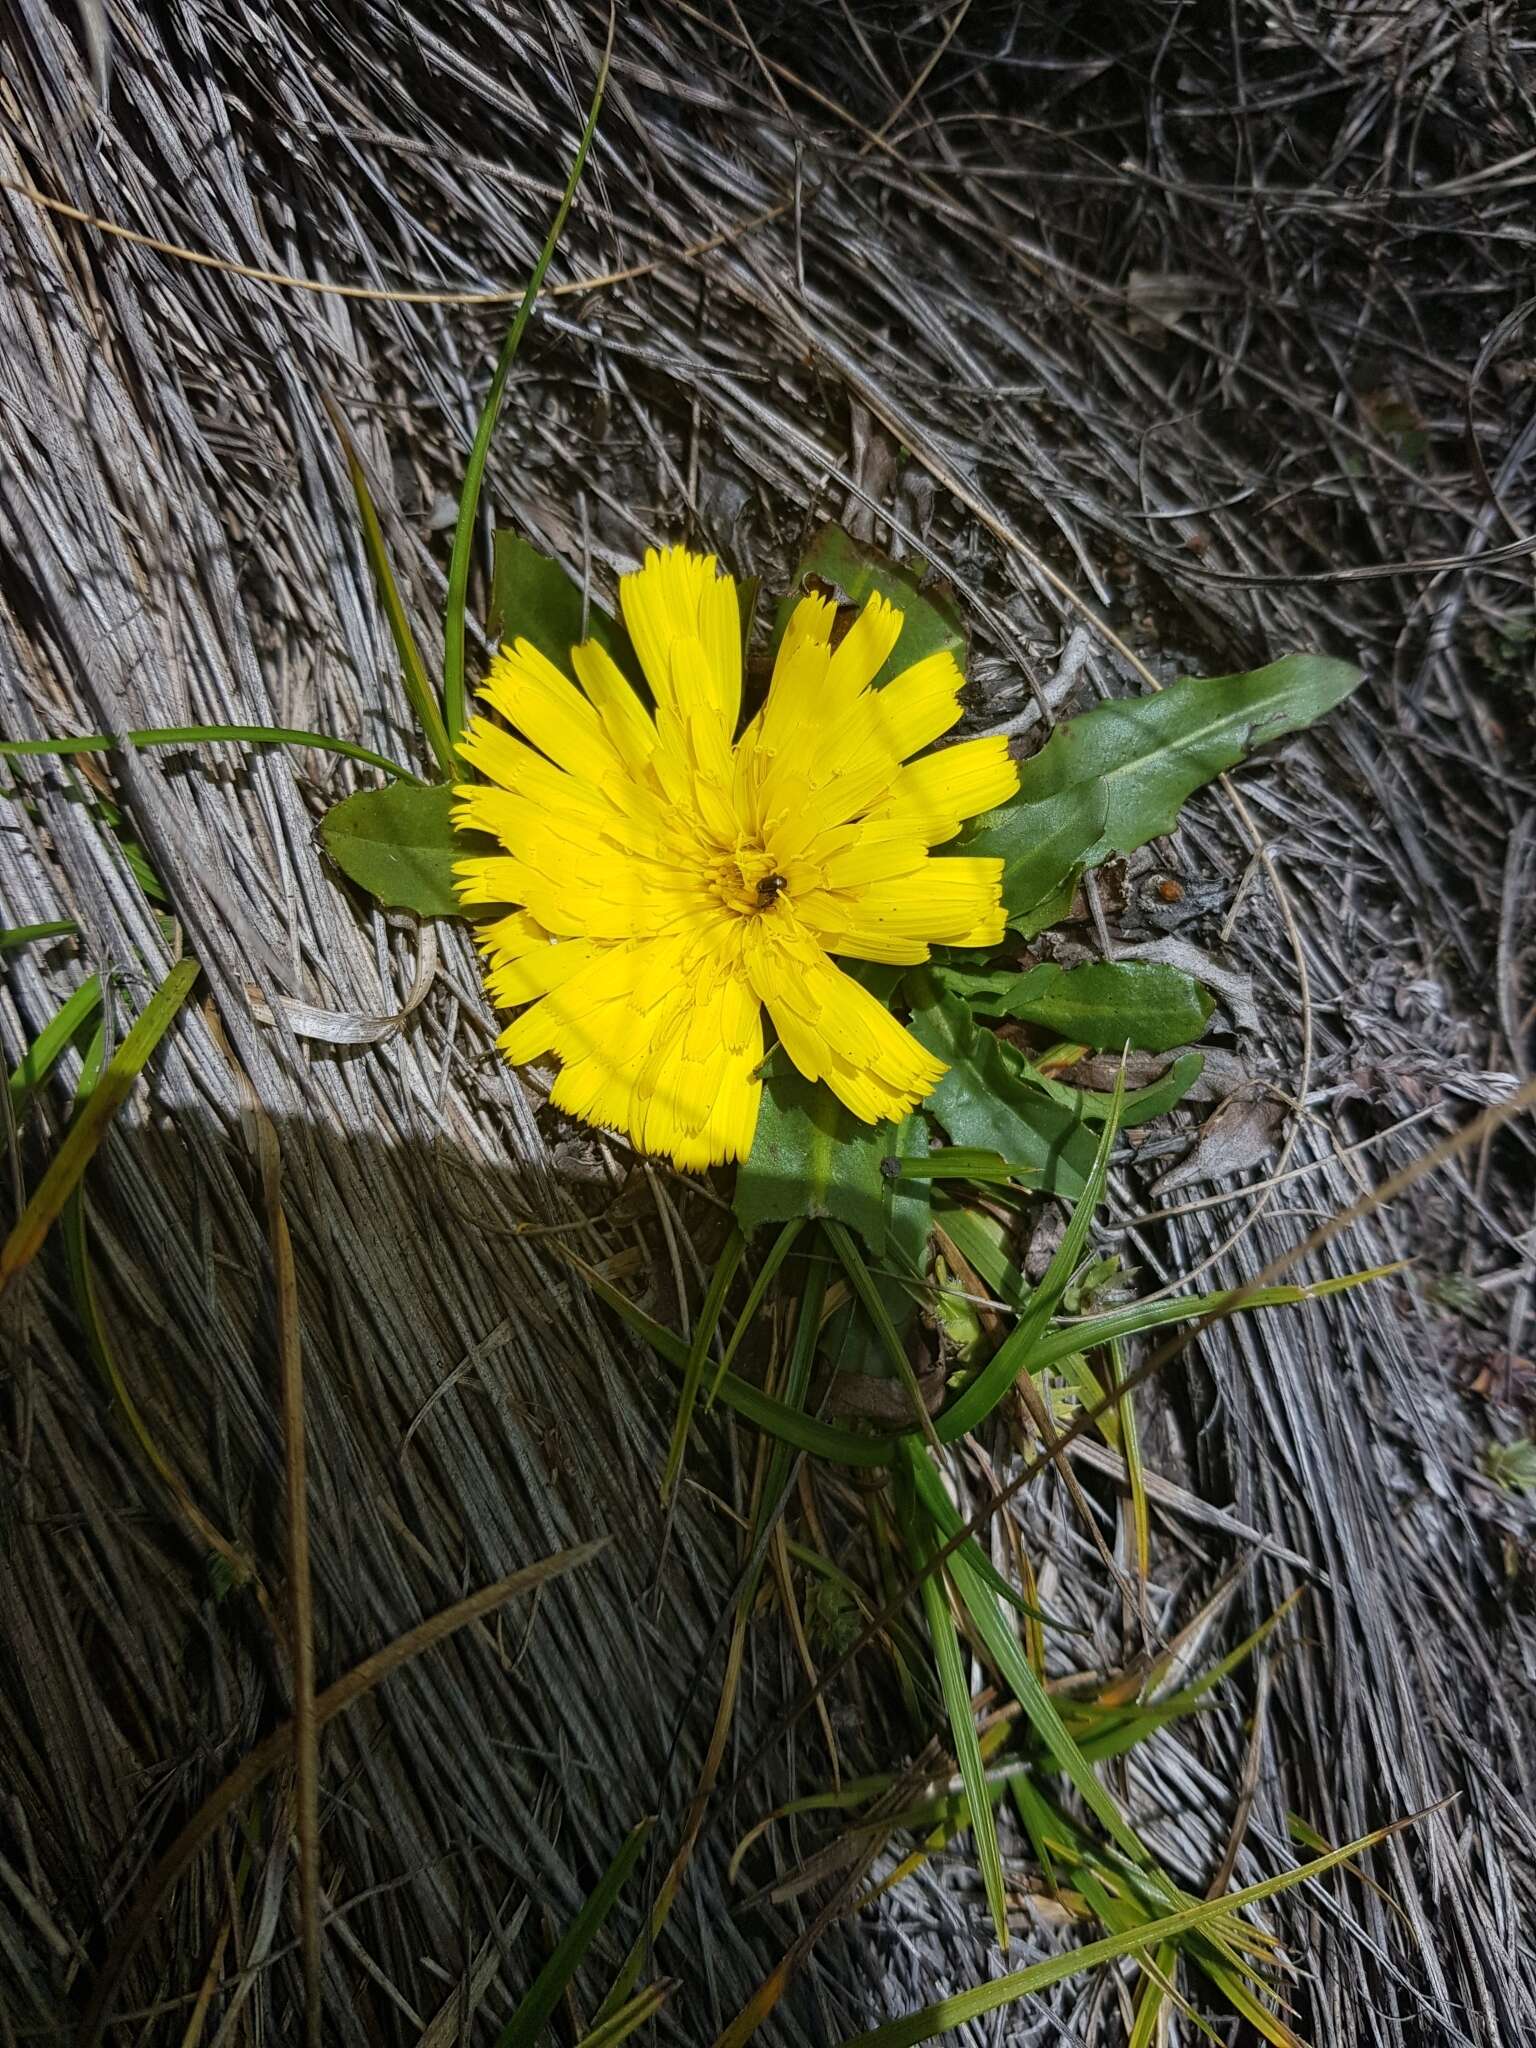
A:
713 844 790 918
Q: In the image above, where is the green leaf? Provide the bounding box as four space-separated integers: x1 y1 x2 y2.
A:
319 783 466 918
487 533 640 684
931 1066 1123 1447
496 1818 653 2048
991 655 1363 871
941 960 1214 1055
735 1065 892 1253
1014 1045 1206 1127
885 1146 1037 1186
958 780 1109 936
906 972 1096 1199
773 524 965 686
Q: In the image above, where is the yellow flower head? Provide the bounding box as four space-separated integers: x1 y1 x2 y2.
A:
453 545 1018 1170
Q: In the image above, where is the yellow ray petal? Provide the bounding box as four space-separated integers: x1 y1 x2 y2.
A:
502 935 681 1067
778 589 837 665
633 963 763 1168
454 855 527 909
518 934 760 1168
473 907 558 966
753 635 837 768
867 734 1018 845
570 637 658 775
787 890 931 965
619 545 741 733
820 855 1007 955
549 984 690 1146
745 926 945 1124
479 639 628 786
823 591 903 707
814 831 930 891
828 649 966 775
486 936 597 1007
453 780 666 867
762 649 966 832
456 845 705 941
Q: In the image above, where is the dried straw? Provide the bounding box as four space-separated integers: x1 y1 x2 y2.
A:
2 2 1533 2041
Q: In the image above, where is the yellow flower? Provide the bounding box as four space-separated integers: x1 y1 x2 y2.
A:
453 545 1018 1170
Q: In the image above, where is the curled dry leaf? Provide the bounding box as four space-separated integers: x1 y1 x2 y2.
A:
1064 1046 1254 1103
1152 1090 1285 1197
246 920 438 1044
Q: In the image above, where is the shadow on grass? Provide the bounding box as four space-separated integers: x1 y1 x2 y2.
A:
1 1107 929 2046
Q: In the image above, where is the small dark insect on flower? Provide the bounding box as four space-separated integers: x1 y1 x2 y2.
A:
755 872 789 907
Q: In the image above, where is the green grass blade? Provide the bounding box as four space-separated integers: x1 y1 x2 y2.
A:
901 1458 1073 1630
0 958 199 1297
825 1220 941 1450
441 27 612 745
321 395 455 778
1 920 78 949
1120 1592 1302 1730
8 974 103 1124
707 1217 804 1406
60 1076 255 1590
54 785 171 903
725 1248 833 1652
1 726 420 782
931 1196 1030 1311
1127 1941 1182 2048
1046 1348 1116 1445
1007 1772 1061 1896
573 1981 671 2048
934 1068 1124 1444
496 1817 654 2048
1023 1267 1397 1379
1190 1951 1302 2048
561 1225 1386 1475
901 1443 1057 1629
903 1441 1148 1868
894 1471 1011 1955
889 1147 1039 1185
839 1811 1423 2046
592 1259 830 2040
1110 1336 1150 1597
550 1240 892 1466
662 1228 746 1501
